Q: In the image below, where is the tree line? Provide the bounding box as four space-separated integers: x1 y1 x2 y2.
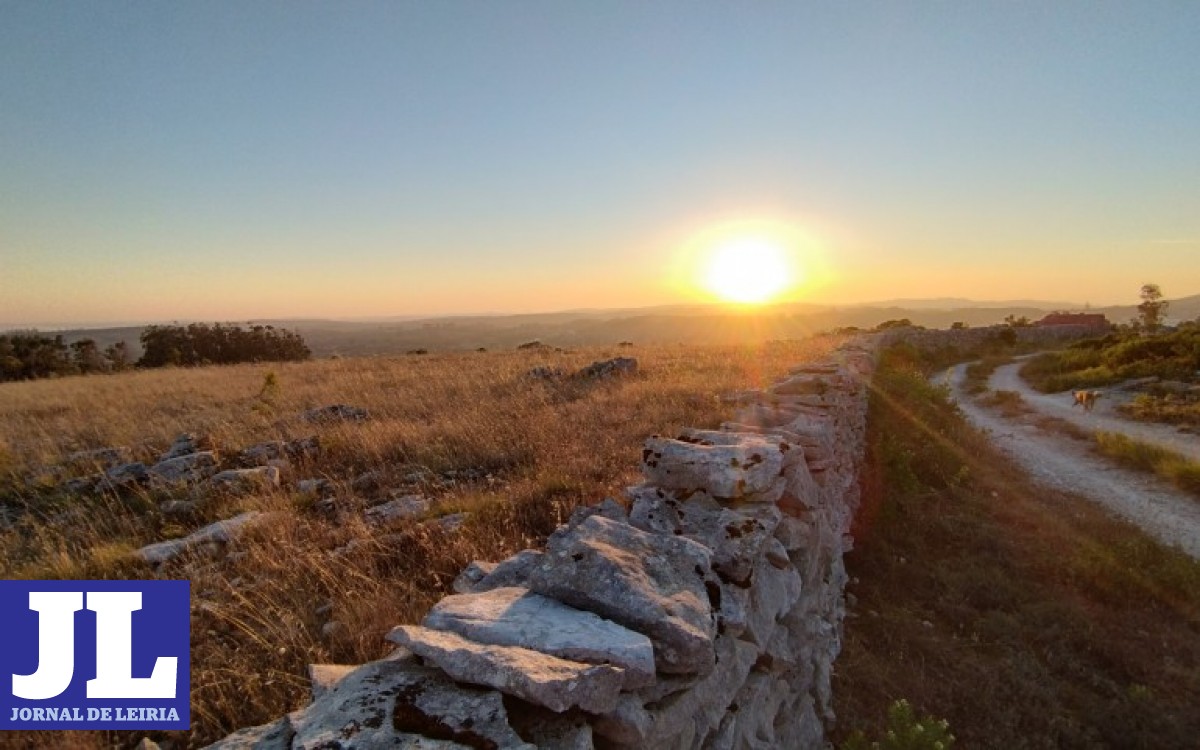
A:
0 323 310 382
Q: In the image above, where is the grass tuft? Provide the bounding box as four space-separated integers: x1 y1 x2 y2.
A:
1094 431 1200 498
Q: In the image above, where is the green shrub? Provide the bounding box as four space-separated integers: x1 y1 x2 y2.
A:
841 699 955 750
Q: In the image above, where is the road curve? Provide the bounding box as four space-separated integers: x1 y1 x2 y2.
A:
938 363 1200 560
989 361 1200 463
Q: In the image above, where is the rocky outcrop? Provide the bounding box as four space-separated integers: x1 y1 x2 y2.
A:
576 357 637 379
149 451 221 486
204 339 877 749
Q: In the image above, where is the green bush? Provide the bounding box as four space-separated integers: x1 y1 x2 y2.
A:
841 699 955 750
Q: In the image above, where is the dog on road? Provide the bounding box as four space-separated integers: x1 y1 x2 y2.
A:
1072 390 1101 412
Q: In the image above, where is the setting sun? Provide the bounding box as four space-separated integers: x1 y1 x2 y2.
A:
703 236 799 304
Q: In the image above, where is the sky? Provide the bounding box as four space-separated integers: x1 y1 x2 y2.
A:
2 1 1198 328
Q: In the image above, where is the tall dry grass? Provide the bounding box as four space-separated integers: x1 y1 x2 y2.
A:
0 338 839 748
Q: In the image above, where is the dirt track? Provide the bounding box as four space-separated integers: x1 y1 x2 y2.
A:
939 363 1200 559
990 360 1200 462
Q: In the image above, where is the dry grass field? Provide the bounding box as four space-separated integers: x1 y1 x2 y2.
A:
0 338 839 748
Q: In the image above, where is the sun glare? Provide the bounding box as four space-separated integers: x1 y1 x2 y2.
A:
704 237 796 304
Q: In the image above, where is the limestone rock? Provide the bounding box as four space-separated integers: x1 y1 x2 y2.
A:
364 495 429 525
239 441 287 466
308 663 356 701
98 461 149 492
387 625 625 714
458 549 543 593
423 586 655 689
285 435 321 460
289 654 534 749
160 433 211 461
593 636 758 748
296 478 333 496
626 484 781 586
576 357 637 379
210 466 281 493
505 706 594 750
428 512 469 533
527 515 716 675
137 511 267 565
641 435 784 500
149 451 219 485
203 714 294 749
743 546 803 647
451 561 497 593
565 496 627 529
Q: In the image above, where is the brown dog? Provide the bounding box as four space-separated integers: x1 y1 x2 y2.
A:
1072 390 1101 412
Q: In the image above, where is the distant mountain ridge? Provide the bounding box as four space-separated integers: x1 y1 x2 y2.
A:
13 294 1199 359
852 297 1082 310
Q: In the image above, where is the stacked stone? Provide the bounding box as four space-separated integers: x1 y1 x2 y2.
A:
204 341 876 750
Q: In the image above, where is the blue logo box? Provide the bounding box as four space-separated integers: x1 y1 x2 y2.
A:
0 579 189 731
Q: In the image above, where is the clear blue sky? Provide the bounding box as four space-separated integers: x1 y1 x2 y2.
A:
2 1 1198 327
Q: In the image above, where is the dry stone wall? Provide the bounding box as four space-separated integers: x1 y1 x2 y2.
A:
206 339 878 750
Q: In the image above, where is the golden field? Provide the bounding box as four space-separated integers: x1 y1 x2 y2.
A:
0 338 839 747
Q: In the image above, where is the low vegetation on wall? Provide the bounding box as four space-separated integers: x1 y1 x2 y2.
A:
832 342 1200 749
0 338 838 748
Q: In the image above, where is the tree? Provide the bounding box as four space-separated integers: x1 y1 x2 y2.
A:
1003 314 1031 328
70 338 107 374
137 323 310 368
104 341 133 371
1137 283 1168 333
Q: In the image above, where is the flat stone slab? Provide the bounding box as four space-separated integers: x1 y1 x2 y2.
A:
642 435 783 500
364 495 430 524
149 450 219 484
137 511 265 565
423 586 655 689
527 515 716 675
387 625 625 714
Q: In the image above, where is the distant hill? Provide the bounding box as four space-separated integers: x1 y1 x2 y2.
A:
15 294 1199 358
855 297 1080 310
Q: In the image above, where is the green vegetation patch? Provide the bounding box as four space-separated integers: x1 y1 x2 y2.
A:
1094 431 1200 497
1021 325 1200 394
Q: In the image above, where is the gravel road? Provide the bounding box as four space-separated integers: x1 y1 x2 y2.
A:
990 360 1200 462
938 363 1200 559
